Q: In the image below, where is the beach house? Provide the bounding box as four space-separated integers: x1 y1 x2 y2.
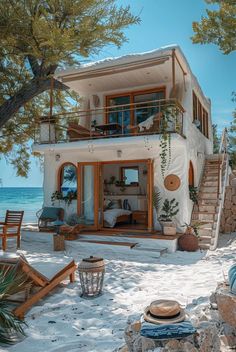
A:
33 45 229 250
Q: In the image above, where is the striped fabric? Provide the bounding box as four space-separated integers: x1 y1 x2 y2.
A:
140 320 196 340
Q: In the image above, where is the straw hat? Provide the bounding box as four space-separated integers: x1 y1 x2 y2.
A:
143 300 185 324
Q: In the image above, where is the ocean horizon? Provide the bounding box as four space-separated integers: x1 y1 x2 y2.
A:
0 187 43 223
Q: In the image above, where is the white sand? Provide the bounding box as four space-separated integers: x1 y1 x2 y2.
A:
2 231 236 352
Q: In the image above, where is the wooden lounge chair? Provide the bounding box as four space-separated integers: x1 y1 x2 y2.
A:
0 210 24 251
0 255 77 319
67 122 101 141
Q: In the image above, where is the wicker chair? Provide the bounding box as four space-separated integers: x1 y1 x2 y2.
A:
36 207 64 232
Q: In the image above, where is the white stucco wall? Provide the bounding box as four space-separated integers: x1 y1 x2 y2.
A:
38 133 205 229
36 48 214 230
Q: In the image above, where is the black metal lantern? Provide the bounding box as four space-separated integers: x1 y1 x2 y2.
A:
78 256 105 298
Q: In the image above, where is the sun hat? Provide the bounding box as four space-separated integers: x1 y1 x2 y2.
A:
143 299 186 325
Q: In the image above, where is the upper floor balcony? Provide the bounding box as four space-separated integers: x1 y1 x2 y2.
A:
36 98 185 145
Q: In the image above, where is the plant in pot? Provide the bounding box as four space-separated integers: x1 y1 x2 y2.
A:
178 222 202 252
159 198 179 235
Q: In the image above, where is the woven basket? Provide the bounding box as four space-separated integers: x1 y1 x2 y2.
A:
53 234 65 251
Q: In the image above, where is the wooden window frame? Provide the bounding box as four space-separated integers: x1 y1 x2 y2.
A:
120 166 139 187
188 161 194 187
192 90 209 139
57 162 77 193
105 86 166 127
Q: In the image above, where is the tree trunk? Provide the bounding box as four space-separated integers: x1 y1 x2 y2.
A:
0 77 66 128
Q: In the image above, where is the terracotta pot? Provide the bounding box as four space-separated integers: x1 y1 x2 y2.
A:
178 233 199 252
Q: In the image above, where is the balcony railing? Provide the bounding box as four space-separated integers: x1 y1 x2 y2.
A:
36 98 185 144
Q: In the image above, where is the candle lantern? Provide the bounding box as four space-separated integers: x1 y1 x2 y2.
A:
78 256 105 298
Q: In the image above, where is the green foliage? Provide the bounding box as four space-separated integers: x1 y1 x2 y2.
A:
189 186 198 204
159 105 179 178
181 222 202 237
153 186 161 215
192 0 236 54
159 198 179 222
0 265 29 344
212 124 220 154
51 190 77 206
229 92 236 168
0 0 140 176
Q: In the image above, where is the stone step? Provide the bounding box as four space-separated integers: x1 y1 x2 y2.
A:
200 186 218 193
196 204 218 212
192 221 216 231
199 243 211 250
198 235 213 243
198 192 218 200
192 212 217 221
204 171 219 176
202 181 218 187
198 199 219 206
198 237 213 245
202 176 219 181
197 228 215 236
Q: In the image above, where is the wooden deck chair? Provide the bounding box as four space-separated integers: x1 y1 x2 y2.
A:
0 255 77 319
0 210 24 251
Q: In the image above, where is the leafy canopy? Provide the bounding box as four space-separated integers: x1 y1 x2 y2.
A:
0 0 140 176
192 0 236 54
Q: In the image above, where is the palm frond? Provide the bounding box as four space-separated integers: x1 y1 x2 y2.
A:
0 265 28 345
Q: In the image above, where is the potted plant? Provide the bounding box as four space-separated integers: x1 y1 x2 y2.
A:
178 222 202 252
159 198 179 235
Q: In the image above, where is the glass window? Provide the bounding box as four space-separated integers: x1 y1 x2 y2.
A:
107 95 131 133
60 164 77 197
134 91 165 125
121 166 139 186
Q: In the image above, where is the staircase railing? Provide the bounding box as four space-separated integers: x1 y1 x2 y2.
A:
212 128 229 250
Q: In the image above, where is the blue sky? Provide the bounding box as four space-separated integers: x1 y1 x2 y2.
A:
0 0 235 187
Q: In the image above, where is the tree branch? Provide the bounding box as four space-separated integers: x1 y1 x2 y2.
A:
0 78 68 128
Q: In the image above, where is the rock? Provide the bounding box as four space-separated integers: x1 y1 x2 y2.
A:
196 322 221 352
141 337 156 352
215 285 236 327
118 345 129 352
224 200 231 210
232 196 236 205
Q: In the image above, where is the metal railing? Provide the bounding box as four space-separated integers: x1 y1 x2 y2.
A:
213 127 229 250
35 98 185 144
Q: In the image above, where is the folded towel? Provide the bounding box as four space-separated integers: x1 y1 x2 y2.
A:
140 321 196 340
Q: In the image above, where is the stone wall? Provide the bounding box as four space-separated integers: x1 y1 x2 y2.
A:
120 284 236 352
220 171 236 234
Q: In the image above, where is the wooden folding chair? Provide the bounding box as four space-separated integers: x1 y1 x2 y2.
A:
0 255 77 319
0 210 24 251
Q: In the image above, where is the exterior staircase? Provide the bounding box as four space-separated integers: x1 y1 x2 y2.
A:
191 152 229 250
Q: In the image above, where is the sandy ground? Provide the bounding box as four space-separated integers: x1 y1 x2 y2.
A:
2 231 236 352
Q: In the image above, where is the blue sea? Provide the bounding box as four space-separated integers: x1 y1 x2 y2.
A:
0 187 43 223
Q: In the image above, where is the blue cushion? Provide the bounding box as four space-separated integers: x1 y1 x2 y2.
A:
40 207 63 220
228 264 236 294
140 321 196 340
228 265 236 282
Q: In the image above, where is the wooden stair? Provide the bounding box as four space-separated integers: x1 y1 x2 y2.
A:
191 154 228 250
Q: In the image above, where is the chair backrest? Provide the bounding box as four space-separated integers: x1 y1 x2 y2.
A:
39 207 64 221
5 210 24 229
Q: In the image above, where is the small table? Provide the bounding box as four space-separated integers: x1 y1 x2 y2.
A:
132 211 148 225
95 123 122 135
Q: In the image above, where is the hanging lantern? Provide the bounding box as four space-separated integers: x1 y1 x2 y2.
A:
78 256 105 298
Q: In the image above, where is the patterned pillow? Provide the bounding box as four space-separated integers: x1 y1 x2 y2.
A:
109 199 122 209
